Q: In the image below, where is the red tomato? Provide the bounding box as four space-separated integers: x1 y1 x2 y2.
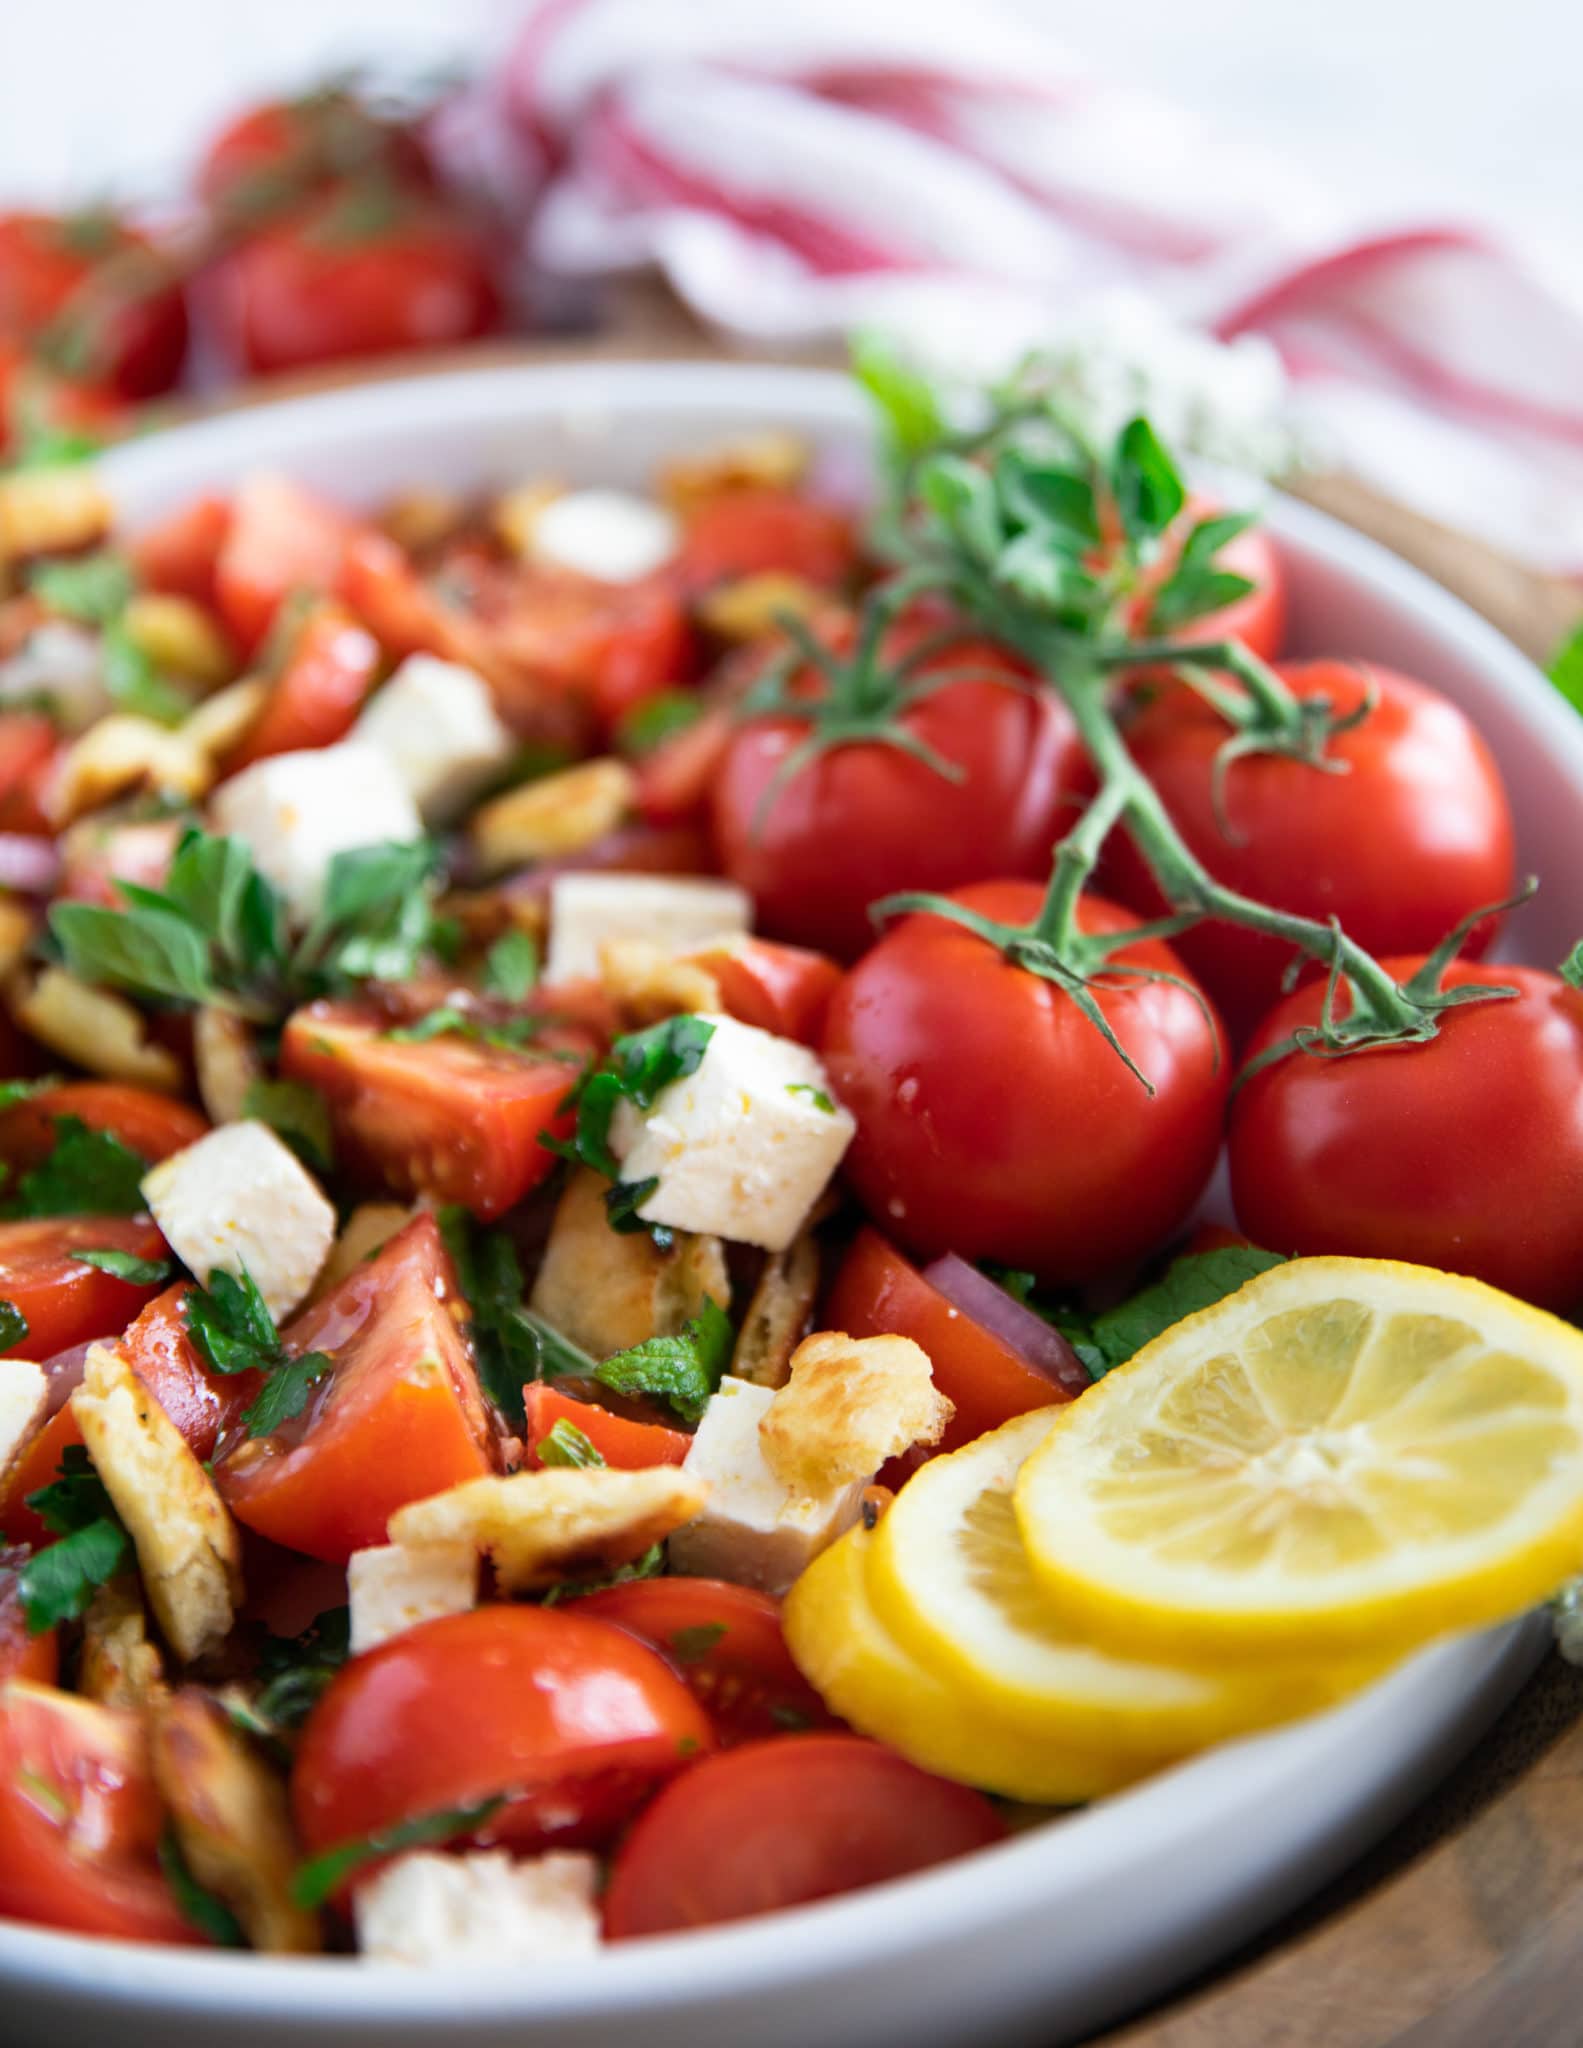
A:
823 884 1229 1283
215 472 355 655
480 570 696 735
572 1579 837 1749
338 527 489 669
0 1082 207 1171
0 1217 171 1362
0 344 127 457
1128 498 1287 661
826 1227 1072 1449
685 934 842 1045
1230 959 1583 1310
128 494 231 607
1107 660 1517 1038
0 210 188 400
635 702 735 825
604 1733 1005 1938
57 817 183 908
0 1681 197 1943
218 1215 496 1561
280 1000 586 1221
0 1407 82 1551
713 637 1091 960
122 1284 260 1465
0 1551 57 1687
223 603 380 770
293 1606 714 1876
217 192 501 379
0 713 61 836
677 489 858 594
522 1384 691 1471
197 92 434 209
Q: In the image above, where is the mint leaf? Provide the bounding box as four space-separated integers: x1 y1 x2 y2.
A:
0 1300 26 1350
1548 622 1583 716
1077 1248 1288 1380
291 1795 507 1909
77 1247 171 1284
595 1296 732 1425
28 550 135 624
481 928 539 1002
534 1417 606 1469
158 1830 246 1948
553 1014 716 1180
241 1077 333 1173
6 1116 148 1218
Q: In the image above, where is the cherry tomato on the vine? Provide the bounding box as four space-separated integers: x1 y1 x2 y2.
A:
0 210 188 401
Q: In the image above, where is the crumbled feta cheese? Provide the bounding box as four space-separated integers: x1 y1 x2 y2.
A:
0 622 110 732
545 874 750 986
0 1359 47 1488
348 1541 478 1655
356 1850 602 1967
668 1375 864 1594
610 1013 853 1252
141 1120 336 1320
353 654 514 824
209 742 422 924
529 489 679 584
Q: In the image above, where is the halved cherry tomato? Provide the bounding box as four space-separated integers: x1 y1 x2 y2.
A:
0 210 188 401
676 488 858 595
0 1680 198 1943
292 1605 714 1878
634 703 735 826
825 1227 1071 1450
215 472 354 655
0 1217 171 1363
0 1083 207 1172
0 1406 82 1550
280 999 586 1222
685 934 841 1046
121 1283 260 1465
604 1733 1005 1938
0 713 61 836
223 602 380 771
338 528 488 669
218 1215 496 1561
0 1550 57 1686
522 1383 691 1472
480 570 696 734
572 1578 837 1748
128 493 231 608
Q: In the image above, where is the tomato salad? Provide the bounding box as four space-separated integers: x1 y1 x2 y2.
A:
0 348 1564 1968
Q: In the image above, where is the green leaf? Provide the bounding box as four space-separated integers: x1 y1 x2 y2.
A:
596 1295 733 1425
300 839 440 987
481 929 540 1002
253 1606 351 1731
917 454 1004 566
50 898 218 1006
25 1443 114 1535
437 1209 596 1423
102 620 193 727
27 551 135 625
534 1418 606 1469
542 1539 665 1606
1561 939 1583 992
785 1082 835 1113
158 1830 247 1948
1547 621 1583 716
291 1795 507 1909
614 691 706 759
241 1350 332 1437
851 331 947 462
668 1621 728 1664
994 450 1100 545
7 1116 148 1218
0 1299 26 1350
0 1078 53 1114
1146 513 1259 632
602 1176 662 1238
1078 1247 1288 1379
555 1015 716 1181
76 1247 172 1285
241 1078 334 1173
185 1266 331 1439
17 1466 131 1633
387 1006 472 1044
1110 416 1186 545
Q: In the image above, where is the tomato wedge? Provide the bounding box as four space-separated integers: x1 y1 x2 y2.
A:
0 1681 198 1944
572 1578 837 1748
522 1384 691 1472
0 1083 207 1171
0 1406 82 1551
0 1217 171 1363
215 473 354 655
825 1228 1072 1450
676 488 857 594
122 1282 261 1465
129 493 230 607
0 713 61 836
685 934 841 1046
280 999 584 1222
223 603 381 771
0 1550 56 1686
634 703 735 826
293 1606 714 1880
604 1733 1005 1938
217 1215 496 1561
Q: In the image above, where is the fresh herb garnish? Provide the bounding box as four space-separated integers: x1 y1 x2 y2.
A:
1145 512 1257 632
668 1622 727 1664
17 1445 131 1633
240 1077 334 1174
76 1247 172 1285
252 1605 351 1731
481 929 539 1002
543 1541 666 1606
290 1795 507 1909
1059 1247 1288 1381
0 1300 26 1350
438 1209 596 1425
594 1296 733 1425
614 691 706 757
1548 622 1583 717
27 550 135 624
534 1418 606 1469
158 1829 247 1948
785 1082 835 1113
184 1268 333 1438
3 1116 148 1219
550 1015 716 1180
102 619 193 726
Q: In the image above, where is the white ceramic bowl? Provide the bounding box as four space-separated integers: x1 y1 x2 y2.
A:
4 361 1579 2048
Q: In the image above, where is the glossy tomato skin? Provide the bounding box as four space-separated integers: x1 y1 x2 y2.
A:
522 1384 691 1471
676 488 858 595
823 883 1229 1284
293 1606 715 1873
0 211 188 400
0 1082 207 1171
0 1217 171 1362
0 1407 82 1551
0 1551 57 1687
1108 660 1516 1038
0 712 61 836
571 1578 837 1749
122 1284 261 1465
713 647 1091 960
686 934 842 1046
603 1733 1005 1939
129 494 230 608
1230 960 1583 1310
215 473 353 655
223 603 380 770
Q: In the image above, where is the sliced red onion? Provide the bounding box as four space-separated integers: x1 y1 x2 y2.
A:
38 1339 109 1414
922 1254 1090 1398
0 834 61 896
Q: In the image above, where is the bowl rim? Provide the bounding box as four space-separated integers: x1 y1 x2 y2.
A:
0 357 1570 2023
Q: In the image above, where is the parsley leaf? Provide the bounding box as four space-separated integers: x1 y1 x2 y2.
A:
243 1353 332 1436
253 1606 351 1731
4 1116 148 1218
481 929 539 1002
240 1077 334 1174
184 1268 332 1439
76 1247 172 1284
27 550 135 624
1548 622 1583 716
17 1445 131 1633
437 1209 594 1423
543 1540 665 1606
291 1795 507 1909
1068 1247 1288 1381
786 1082 835 1113
534 1418 606 1469
553 1015 716 1180
595 1296 733 1425
158 1829 247 1948
0 1299 26 1350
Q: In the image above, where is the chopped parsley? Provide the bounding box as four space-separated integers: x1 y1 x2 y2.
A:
184 1268 333 1438
76 1247 172 1285
251 1606 352 1732
438 1210 596 1426
0 1300 27 1351
290 1795 508 1909
786 1082 835 1113
158 1830 247 1948
481 929 539 1002
550 1015 715 1181
3 1116 148 1219
241 1077 334 1174
1056 1247 1288 1381
17 1445 131 1633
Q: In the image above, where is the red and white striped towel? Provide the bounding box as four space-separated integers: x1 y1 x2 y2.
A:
490 0 1583 575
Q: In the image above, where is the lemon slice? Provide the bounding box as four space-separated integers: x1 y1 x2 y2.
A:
784 1525 1165 1804
1015 1256 1583 1661
865 1410 1369 1754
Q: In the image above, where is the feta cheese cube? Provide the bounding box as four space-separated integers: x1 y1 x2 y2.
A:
353 655 514 824
142 1120 335 1320
209 742 422 924
0 622 110 732
356 1849 601 1968
348 1541 477 1655
0 1359 47 1488
546 874 751 986
668 1376 864 1594
530 489 679 584
610 1013 853 1252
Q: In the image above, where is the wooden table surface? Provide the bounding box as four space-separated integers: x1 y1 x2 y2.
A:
209 308 1583 2045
